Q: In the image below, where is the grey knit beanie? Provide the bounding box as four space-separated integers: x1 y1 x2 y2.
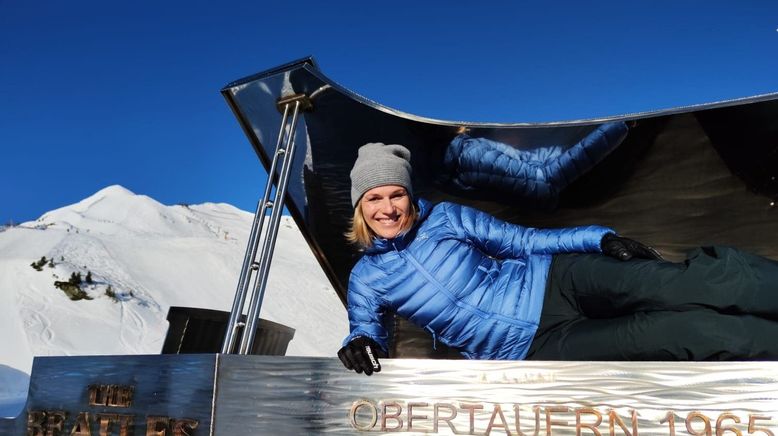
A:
350 142 413 206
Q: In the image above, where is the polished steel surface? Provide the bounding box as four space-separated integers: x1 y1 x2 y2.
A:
240 98 305 354
3 355 777 434
222 103 290 354
1 354 217 435
224 57 778 128
214 356 778 435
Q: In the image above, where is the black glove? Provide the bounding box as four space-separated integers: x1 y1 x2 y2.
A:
337 337 387 376
601 233 663 261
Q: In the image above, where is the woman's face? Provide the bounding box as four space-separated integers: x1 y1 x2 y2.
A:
360 185 411 239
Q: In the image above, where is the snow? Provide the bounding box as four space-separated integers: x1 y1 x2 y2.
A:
0 185 348 417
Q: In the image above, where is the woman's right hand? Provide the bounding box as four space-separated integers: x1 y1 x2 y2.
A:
337 337 386 376
601 233 663 261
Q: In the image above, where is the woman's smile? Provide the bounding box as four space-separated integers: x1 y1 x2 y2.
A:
360 185 411 239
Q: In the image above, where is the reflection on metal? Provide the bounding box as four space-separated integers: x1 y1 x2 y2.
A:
221 92 311 355
213 357 778 434
3 355 777 434
276 93 313 113
1 354 214 435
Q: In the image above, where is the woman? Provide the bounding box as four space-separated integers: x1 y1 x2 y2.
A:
337 142 778 376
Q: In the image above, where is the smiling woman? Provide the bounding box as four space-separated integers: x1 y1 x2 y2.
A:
359 186 413 239
336 141 778 377
345 143 419 247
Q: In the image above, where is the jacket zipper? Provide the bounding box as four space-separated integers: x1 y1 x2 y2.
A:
393 243 534 329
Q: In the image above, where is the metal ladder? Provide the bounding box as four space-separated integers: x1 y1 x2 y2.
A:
221 92 312 354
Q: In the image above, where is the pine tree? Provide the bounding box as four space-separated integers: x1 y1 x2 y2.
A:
69 272 83 286
105 285 117 301
85 271 93 284
31 256 47 271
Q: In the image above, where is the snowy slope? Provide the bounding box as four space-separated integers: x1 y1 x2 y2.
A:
0 185 348 416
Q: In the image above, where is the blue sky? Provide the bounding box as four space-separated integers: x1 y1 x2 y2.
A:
2 1 777 224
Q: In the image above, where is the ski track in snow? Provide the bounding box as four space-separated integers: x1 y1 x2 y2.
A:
19 278 65 357
48 235 161 354
118 302 146 354
23 303 55 352
182 206 247 242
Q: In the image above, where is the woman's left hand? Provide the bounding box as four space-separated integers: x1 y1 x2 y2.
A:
337 337 387 376
601 233 663 261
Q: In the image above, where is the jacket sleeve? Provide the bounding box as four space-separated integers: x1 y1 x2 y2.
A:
444 121 628 204
342 270 390 353
532 121 628 191
441 202 613 258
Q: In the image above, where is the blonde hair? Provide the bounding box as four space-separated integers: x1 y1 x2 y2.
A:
346 201 419 249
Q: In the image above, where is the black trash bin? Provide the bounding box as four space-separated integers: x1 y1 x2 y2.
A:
161 306 295 356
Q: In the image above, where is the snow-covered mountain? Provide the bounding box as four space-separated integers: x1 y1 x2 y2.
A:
0 185 347 416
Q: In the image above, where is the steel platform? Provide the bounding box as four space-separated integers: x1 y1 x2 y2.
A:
3 355 778 435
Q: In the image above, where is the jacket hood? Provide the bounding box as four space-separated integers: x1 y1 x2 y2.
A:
366 198 433 254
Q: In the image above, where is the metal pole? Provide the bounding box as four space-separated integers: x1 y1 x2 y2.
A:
239 100 302 354
221 104 290 354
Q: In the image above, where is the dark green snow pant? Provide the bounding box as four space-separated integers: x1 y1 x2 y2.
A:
526 246 778 361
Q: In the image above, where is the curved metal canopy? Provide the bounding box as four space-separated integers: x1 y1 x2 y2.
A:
222 58 778 357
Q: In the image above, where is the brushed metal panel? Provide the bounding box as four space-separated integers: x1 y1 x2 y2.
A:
214 355 778 435
0 414 24 434
14 354 217 435
6 355 778 435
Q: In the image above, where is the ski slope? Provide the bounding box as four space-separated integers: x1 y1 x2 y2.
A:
0 185 348 417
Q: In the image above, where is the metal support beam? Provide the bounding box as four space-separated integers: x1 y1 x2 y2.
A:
222 93 311 354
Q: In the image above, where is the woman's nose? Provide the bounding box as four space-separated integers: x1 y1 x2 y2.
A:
378 198 394 213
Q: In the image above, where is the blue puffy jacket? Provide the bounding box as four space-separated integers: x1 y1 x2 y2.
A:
343 199 612 360
444 121 629 208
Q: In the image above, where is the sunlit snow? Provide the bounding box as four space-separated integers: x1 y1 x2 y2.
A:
0 185 347 417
